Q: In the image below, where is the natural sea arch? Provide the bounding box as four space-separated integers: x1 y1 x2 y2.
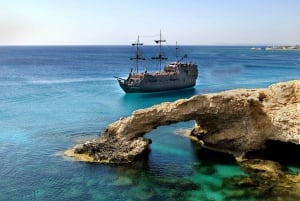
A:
66 80 300 164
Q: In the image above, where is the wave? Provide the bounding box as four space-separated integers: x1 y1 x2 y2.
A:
27 77 115 85
0 82 23 87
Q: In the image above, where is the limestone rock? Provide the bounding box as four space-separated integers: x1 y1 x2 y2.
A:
65 80 300 163
65 137 151 163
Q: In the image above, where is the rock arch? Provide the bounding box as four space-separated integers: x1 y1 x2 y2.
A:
65 80 300 164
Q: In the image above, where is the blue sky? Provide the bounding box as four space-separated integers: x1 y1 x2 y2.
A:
0 0 299 45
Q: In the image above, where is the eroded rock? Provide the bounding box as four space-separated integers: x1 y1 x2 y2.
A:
66 137 151 163
65 80 300 163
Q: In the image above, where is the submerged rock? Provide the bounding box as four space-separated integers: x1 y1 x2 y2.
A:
220 159 300 200
111 176 133 187
65 80 300 163
236 159 300 200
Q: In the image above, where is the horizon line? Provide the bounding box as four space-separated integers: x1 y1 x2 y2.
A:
0 43 297 47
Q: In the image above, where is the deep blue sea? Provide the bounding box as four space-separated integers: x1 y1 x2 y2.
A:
1 46 300 201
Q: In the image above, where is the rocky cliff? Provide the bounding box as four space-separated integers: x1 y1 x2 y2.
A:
65 80 300 163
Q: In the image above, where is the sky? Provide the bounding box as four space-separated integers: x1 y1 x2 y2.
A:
0 0 300 45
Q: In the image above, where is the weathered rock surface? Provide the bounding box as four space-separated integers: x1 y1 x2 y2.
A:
65 80 300 163
65 137 151 163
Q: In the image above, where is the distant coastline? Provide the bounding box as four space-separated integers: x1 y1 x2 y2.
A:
251 45 300 51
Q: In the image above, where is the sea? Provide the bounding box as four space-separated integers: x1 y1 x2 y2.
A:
0 45 300 201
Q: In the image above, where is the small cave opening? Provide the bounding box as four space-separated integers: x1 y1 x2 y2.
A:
245 140 300 166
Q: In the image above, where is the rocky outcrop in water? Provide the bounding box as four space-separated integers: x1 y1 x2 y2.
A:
65 80 300 163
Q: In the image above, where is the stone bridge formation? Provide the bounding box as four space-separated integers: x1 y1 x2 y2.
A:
65 80 300 164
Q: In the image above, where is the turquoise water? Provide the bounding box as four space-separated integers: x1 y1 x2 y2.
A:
1 46 300 200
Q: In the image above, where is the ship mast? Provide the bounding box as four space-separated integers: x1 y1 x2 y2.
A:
175 41 188 62
176 41 179 63
152 30 167 71
130 36 145 73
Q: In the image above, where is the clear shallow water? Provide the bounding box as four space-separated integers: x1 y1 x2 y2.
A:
0 46 300 201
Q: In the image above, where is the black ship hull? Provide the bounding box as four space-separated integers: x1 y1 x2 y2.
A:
117 79 197 93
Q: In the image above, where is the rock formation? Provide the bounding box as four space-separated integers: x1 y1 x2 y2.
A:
65 80 300 163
